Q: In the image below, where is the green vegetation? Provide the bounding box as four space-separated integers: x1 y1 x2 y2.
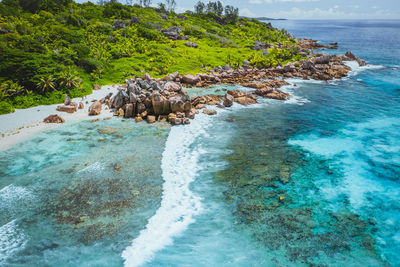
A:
0 0 300 114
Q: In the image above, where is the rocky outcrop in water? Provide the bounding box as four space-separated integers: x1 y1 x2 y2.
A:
298 38 338 50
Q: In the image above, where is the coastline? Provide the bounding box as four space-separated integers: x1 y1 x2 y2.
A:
0 85 119 152
0 53 369 153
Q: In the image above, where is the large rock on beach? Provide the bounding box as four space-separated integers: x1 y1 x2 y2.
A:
124 103 134 118
44 114 65 123
88 101 102 116
56 104 77 113
64 95 71 105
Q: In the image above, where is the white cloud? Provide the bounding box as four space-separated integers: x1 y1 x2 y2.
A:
267 7 351 19
240 8 256 17
250 0 320 4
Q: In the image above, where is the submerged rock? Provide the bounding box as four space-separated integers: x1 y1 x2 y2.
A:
203 109 217 115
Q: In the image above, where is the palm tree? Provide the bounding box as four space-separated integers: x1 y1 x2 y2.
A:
59 71 81 89
0 81 25 100
36 75 56 93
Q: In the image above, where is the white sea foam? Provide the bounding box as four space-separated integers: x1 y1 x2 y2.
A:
0 184 34 218
77 161 104 174
0 219 28 264
122 114 211 267
345 61 385 76
279 79 311 106
0 184 33 201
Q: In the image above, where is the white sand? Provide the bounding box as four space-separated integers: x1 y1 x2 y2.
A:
0 85 120 152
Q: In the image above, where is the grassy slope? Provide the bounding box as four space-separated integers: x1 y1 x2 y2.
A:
0 3 300 114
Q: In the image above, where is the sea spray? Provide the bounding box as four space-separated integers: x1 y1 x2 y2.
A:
0 219 27 264
122 113 214 267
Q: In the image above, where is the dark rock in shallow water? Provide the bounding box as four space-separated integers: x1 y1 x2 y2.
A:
345 51 356 60
223 94 234 107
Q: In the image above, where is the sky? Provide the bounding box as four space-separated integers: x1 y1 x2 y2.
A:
76 0 400 19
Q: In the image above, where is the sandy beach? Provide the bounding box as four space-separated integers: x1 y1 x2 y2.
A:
0 85 120 152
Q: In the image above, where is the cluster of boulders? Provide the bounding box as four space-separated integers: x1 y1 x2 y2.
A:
108 75 195 125
150 51 359 90
242 81 290 100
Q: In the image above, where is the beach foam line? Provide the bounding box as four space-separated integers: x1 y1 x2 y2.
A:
122 114 211 267
0 219 27 265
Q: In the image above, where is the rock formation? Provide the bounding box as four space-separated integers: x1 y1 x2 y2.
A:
88 101 102 116
44 114 65 123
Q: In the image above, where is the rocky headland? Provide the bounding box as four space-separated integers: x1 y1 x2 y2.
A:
51 43 366 126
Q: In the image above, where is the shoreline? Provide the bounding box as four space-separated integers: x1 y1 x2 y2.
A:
0 85 119 152
0 46 370 153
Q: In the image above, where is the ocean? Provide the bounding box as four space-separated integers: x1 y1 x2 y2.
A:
1 20 400 266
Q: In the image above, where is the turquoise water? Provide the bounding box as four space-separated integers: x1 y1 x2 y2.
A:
1 20 400 266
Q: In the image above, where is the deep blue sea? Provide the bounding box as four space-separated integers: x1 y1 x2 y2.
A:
1 20 400 266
